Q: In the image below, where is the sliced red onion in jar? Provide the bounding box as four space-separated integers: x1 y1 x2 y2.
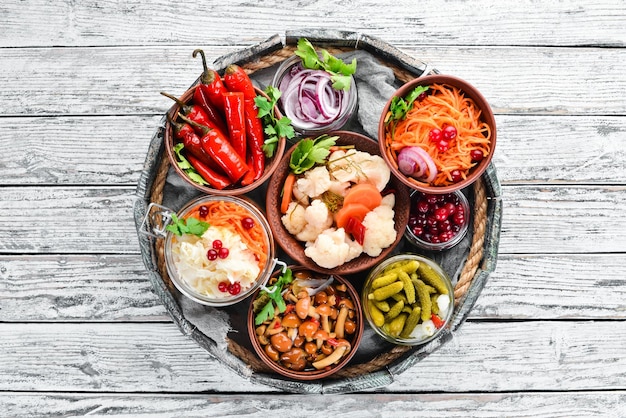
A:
397 146 438 183
279 65 350 129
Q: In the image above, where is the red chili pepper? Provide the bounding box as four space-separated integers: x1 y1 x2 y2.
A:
284 304 295 314
161 91 217 136
191 49 228 112
431 314 445 329
223 64 257 101
167 114 224 172
179 114 249 183
273 320 282 329
242 98 266 181
239 153 256 186
186 154 231 190
222 91 247 159
345 216 367 245
192 86 228 133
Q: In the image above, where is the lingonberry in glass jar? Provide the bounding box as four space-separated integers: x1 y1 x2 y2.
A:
405 189 470 251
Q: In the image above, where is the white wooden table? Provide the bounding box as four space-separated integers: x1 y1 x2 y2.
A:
1 1 625 416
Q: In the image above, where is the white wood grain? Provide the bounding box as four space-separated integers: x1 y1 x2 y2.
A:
0 321 624 393
0 0 623 48
0 46 624 116
2 391 624 417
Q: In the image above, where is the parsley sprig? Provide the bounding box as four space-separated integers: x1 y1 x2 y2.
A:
289 134 338 174
386 85 429 124
165 213 210 237
254 268 293 325
295 38 357 91
254 86 295 158
172 143 209 186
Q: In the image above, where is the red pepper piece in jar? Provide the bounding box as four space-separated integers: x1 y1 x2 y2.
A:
161 91 218 136
222 91 247 159
223 64 257 101
186 154 232 190
192 49 228 112
178 113 249 183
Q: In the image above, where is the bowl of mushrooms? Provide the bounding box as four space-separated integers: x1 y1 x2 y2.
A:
248 266 363 380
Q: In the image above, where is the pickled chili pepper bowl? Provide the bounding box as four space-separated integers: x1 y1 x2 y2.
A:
361 254 454 346
139 195 277 307
247 266 364 380
164 85 286 196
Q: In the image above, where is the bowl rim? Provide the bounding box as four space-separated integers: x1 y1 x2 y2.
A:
378 74 496 194
164 194 276 307
247 265 364 380
362 253 454 346
164 85 286 196
265 130 410 275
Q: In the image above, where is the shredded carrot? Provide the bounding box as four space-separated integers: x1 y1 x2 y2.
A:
384 83 492 187
186 201 268 268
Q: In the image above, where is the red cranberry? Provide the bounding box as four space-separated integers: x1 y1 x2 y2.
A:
417 92 427 102
408 190 468 246
218 281 229 293
212 240 223 249
429 128 442 142
434 207 449 221
450 169 463 183
207 249 218 261
228 282 241 295
437 139 450 152
470 149 484 162
199 205 209 217
241 217 255 229
218 247 229 259
417 200 429 213
443 125 457 140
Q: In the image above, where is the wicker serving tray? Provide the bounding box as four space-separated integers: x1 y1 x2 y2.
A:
134 29 503 394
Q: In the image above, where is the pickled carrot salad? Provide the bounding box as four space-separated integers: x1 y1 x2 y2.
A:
383 83 492 187
171 200 269 298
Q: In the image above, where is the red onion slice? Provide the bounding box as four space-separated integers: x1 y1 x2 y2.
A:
397 146 438 183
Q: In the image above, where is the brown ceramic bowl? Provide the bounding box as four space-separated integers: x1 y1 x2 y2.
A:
378 74 496 194
164 85 286 195
248 266 363 380
265 131 410 275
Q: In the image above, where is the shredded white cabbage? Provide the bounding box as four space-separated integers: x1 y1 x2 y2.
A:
171 226 261 298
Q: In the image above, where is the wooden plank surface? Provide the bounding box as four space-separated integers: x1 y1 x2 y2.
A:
1 0 625 414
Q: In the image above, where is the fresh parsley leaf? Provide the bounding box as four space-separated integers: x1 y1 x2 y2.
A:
165 213 210 237
172 143 209 186
254 268 294 326
254 86 295 158
387 85 429 124
295 38 357 91
289 134 337 174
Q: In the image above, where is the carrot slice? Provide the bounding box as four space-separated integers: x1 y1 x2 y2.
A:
281 173 297 214
335 203 371 229
342 183 382 211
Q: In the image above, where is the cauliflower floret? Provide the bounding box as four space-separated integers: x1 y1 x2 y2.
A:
381 193 395 208
295 199 334 242
304 228 350 269
344 233 364 263
295 166 332 198
328 149 391 191
281 202 307 235
328 179 351 197
361 205 397 257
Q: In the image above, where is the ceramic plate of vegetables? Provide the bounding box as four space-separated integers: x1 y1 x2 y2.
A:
265 130 410 275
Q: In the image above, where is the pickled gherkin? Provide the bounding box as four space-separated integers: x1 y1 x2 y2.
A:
400 306 422 338
418 263 449 295
384 299 404 321
368 303 385 327
398 271 415 304
370 272 398 289
387 313 408 336
414 278 432 322
368 281 403 301
372 300 391 312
